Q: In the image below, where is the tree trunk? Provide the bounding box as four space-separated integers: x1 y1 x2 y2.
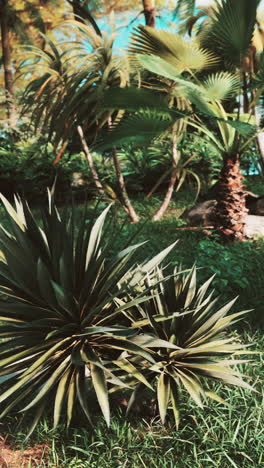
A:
152 136 179 221
254 106 264 173
112 148 140 223
214 154 248 242
0 0 16 126
242 72 250 113
77 125 105 196
142 0 156 27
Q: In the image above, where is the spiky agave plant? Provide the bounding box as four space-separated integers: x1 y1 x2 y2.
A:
121 267 256 426
0 192 176 436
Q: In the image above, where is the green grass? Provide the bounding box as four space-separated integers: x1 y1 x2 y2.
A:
3 330 263 467
0 188 263 467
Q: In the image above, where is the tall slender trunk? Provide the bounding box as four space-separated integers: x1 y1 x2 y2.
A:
0 0 16 126
112 147 140 223
142 0 156 27
243 48 264 174
214 154 248 242
254 106 264 173
242 72 250 113
152 136 179 221
107 117 139 223
77 125 105 196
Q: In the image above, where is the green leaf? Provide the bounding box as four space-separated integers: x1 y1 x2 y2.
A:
67 371 76 428
91 363 110 426
54 368 71 428
21 356 71 412
76 368 93 426
24 402 45 442
170 378 180 429
202 72 240 100
85 205 112 270
129 241 178 287
157 373 171 423
204 390 230 407
200 0 258 67
22 338 70 378
130 25 217 71
126 383 145 416
0 194 26 231
177 369 204 408
113 359 153 390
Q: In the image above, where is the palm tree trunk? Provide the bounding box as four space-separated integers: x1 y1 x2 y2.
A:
142 0 156 27
0 0 16 127
77 125 105 196
254 106 264 173
152 136 179 221
256 133 264 173
112 148 140 223
242 72 250 113
214 154 248 242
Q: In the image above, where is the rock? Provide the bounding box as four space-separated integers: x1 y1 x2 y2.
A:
245 215 264 237
246 196 264 215
182 192 264 227
181 200 217 225
182 202 264 237
206 184 264 214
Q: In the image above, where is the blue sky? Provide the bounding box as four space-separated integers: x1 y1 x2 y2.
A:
97 0 264 52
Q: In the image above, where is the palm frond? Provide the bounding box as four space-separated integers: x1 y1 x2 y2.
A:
129 25 217 72
199 0 258 67
96 84 256 152
202 72 240 100
98 87 185 113
94 111 176 150
172 0 197 33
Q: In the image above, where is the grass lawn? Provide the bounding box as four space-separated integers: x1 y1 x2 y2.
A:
0 190 263 467
2 328 263 467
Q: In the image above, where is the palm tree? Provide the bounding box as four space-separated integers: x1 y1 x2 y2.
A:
126 26 215 221
177 0 264 171
0 0 71 127
97 25 257 241
21 22 140 223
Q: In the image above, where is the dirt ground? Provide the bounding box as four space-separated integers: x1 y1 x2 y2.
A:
0 436 49 467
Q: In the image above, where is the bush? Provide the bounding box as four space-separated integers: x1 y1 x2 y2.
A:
0 194 255 437
196 238 264 326
0 133 88 202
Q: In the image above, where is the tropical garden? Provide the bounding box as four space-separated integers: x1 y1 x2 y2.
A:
0 0 263 467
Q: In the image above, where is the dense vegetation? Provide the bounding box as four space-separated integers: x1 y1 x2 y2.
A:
0 0 264 467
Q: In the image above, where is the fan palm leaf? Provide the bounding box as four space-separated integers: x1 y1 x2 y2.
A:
129 25 217 72
198 0 260 67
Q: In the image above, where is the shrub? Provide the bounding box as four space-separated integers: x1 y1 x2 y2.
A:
120 266 255 426
196 238 264 326
0 195 255 437
0 134 88 202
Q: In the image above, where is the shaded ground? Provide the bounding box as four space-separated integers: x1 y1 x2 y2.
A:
0 436 49 467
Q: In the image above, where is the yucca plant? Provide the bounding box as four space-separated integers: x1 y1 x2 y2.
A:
0 192 177 436
0 193 256 436
116 267 256 426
